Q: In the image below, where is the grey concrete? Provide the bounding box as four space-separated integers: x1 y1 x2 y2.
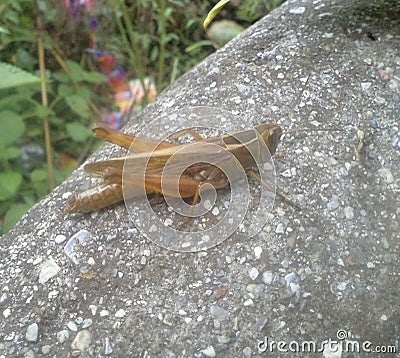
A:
1 0 399 356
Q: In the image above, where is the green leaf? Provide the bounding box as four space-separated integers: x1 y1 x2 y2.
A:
0 26 11 35
30 169 49 197
66 122 92 142
203 0 231 29
65 94 89 119
3 203 31 233
84 71 105 84
32 104 54 119
52 72 70 83
66 60 84 83
0 171 22 201
0 146 21 160
76 86 91 100
0 62 41 90
30 169 48 182
0 110 26 147
58 83 74 97
185 40 213 53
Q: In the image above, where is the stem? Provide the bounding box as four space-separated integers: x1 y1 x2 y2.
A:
36 10 55 190
170 57 179 84
156 0 167 90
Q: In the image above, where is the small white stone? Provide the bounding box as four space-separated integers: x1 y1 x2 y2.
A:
71 330 91 353
48 290 59 299
32 257 42 265
57 330 69 343
243 346 252 358
89 305 97 316
100 310 109 317
249 267 259 280
42 345 52 354
26 323 39 342
82 318 93 328
39 257 61 284
55 234 67 244
275 223 284 234
254 246 262 259
67 321 78 332
105 337 113 355
280 260 289 269
62 192 72 199
284 272 297 285
201 346 216 357
361 82 372 91
164 218 173 226
289 6 305 14
211 207 220 216
262 271 274 284
143 249 151 257
380 314 387 321
367 262 375 268
243 298 254 306
344 206 354 220
115 309 126 318
87 257 95 265
289 282 300 297
281 168 292 178
327 196 340 210
3 308 11 318
378 168 394 184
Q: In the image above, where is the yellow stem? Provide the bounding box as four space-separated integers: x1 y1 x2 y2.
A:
37 12 55 190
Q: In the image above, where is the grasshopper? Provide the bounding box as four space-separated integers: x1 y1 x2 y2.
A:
65 122 283 214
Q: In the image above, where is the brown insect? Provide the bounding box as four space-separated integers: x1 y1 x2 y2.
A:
65 122 283 214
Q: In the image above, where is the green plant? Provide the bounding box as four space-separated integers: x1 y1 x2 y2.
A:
0 0 105 233
108 0 214 91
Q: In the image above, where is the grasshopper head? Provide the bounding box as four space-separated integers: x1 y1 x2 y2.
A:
254 123 282 155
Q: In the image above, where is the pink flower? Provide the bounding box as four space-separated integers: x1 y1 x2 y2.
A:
63 0 93 17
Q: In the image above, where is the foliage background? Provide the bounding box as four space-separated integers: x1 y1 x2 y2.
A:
0 0 283 234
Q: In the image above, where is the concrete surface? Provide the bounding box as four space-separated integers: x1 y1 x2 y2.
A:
1 0 399 356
